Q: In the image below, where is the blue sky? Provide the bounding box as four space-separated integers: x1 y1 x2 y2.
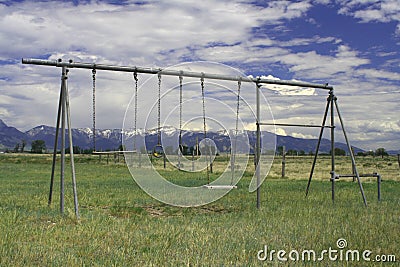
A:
0 0 399 151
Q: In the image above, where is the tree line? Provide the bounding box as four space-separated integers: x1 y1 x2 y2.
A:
276 146 389 157
5 140 392 158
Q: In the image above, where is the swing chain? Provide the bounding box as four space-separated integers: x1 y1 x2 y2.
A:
200 75 210 184
179 73 183 153
133 70 138 151
157 72 162 145
92 68 96 152
235 78 241 138
200 75 206 138
231 78 241 184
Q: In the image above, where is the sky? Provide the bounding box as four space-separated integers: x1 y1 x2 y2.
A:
0 0 399 151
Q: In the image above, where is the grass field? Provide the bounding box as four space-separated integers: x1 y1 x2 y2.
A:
0 153 399 266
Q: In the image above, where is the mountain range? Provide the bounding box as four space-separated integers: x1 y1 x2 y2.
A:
0 118 373 155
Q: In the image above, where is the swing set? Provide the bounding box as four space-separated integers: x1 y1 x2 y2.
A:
22 58 374 219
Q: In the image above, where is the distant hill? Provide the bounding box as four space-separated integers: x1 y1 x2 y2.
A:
0 119 27 148
0 119 365 154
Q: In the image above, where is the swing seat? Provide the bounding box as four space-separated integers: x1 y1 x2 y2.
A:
152 144 164 158
202 185 237 189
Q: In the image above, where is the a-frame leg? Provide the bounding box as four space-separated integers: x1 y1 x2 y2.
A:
334 98 367 206
48 72 64 206
48 66 80 217
65 74 80 218
305 94 331 196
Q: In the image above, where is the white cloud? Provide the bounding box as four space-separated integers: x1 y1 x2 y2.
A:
279 36 340 47
356 68 400 81
273 45 370 79
292 132 316 139
337 0 400 35
275 128 287 136
258 75 317 95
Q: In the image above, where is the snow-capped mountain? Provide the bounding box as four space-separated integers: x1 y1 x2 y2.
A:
0 119 365 154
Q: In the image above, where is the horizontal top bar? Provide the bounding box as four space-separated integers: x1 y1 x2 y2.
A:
22 58 333 90
258 122 333 128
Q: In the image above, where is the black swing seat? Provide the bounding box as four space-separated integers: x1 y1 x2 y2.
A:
152 144 164 158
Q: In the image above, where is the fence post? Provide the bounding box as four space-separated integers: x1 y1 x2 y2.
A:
282 146 286 178
397 154 400 169
192 151 195 171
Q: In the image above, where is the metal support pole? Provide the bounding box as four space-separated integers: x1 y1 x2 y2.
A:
256 83 261 209
334 99 367 206
65 74 80 218
305 95 331 196
329 90 335 204
22 58 334 90
60 66 67 214
48 74 63 206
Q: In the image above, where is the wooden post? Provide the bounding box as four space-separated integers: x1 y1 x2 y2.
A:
163 152 166 169
397 154 400 169
376 173 381 201
196 137 199 156
192 151 195 171
352 146 356 182
282 145 286 178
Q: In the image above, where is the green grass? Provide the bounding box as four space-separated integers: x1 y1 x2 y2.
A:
0 154 399 266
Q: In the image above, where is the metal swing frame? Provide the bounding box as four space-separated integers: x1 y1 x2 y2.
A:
22 57 371 218
202 77 241 190
91 67 137 159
